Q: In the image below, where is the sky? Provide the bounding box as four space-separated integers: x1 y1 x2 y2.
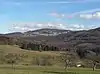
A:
0 0 100 33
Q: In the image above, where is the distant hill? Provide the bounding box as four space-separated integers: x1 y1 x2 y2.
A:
1 27 100 52
58 27 100 46
24 28 70 36
5 32 24 37
4 28 70 48
5 28 70 37
0 27 100 60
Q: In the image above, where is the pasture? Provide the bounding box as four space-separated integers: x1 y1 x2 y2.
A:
0 45 100 74
0 65 100 74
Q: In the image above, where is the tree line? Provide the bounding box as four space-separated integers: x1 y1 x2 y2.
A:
19 41 60 51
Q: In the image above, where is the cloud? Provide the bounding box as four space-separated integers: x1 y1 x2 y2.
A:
79 14 93 19
49 12 74 19
1 0 100 6
1 1 22 6
73 8 100 14
47 1 73 4
73 24 84 29
67 24 85 30
9 22 91 32
71 8 100 19
10 22 67 32
51 8 100 19
79 12 100 19
49 12 66 18
45 0 100 4
0 0 83 5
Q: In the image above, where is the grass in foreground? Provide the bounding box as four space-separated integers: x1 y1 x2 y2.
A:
0 65 100 74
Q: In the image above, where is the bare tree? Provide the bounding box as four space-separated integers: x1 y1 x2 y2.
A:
60 51 78 71
86 50 100 71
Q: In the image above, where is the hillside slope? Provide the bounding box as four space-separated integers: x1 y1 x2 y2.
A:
1 27 100 52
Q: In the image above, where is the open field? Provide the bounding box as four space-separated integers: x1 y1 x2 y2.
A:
0 65 99 74
0 45 61 65
0 45 60 56
0 45 100 74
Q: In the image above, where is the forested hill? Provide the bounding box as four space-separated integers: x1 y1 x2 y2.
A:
0 27 100 53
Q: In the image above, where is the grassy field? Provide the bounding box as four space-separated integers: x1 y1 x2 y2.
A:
0 45 60 56
0 65 99 74
0 45 64 66
0 45 100 74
